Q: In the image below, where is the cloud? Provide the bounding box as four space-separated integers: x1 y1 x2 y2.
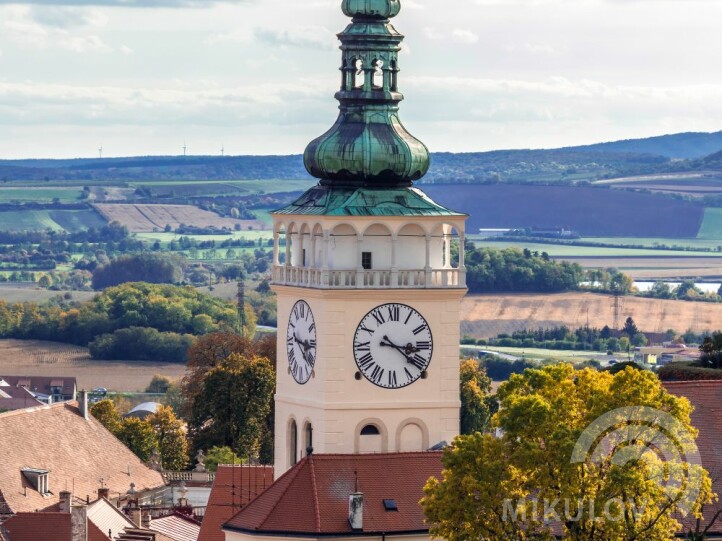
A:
0 0 251 6
451 29 479 44
253 25 336 50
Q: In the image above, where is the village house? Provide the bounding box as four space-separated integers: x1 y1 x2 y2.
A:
0 375 77 404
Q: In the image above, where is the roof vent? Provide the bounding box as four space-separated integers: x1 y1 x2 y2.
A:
348 492 363 531
383 499 398 511
428 441 448 451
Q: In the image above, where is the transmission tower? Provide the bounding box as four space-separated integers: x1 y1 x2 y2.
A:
237 280 246 337
610 293 624 332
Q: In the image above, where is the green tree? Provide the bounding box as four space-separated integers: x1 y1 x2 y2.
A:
90 399 122 435
631 332 648 347
459 359 495 435
146 375 173 394
422 364 713 541
117 417 158 462
148 405 189 471
622 316 639 337
190 353 275 462
203 446 244 472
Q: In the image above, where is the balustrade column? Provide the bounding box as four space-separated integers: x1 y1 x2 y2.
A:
322 231 330 287
356 235 364 288
273 232 280 266
424 235 432 287
391 235 399 287
459 231 467 287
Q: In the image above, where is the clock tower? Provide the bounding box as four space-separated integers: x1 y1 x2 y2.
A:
271 0 467 478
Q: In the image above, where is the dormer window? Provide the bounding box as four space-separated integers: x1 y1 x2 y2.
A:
22 468 51 497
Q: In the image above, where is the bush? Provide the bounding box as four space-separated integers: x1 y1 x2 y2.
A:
480 356 539 380
657 363 722 381
92 253 186 290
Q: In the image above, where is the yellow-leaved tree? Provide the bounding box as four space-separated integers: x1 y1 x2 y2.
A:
423 364 714 541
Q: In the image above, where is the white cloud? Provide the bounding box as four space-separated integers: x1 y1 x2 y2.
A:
253 25 336 51
451 29 479 44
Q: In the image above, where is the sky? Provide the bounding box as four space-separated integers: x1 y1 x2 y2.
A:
1 0 722 158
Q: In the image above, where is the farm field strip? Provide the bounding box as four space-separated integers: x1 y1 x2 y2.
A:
699 209 722 240
461 292 722 339
468 240 722 258
0 339 186 392
94 203 266 233
0 209 107 233
0 187 84 203
579 237 722 249
0 286 96 303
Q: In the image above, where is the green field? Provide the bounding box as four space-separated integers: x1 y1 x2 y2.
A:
580 237 722 249
698 209 722 240
136 230 273 245
0 209 107 232
130 179 312 197
0 187 84 203
468 239 722 258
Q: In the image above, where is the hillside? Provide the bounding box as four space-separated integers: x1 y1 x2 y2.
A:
461 292 722 338
568 131 722 159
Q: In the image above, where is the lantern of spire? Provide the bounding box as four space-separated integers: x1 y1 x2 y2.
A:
303 0 429 188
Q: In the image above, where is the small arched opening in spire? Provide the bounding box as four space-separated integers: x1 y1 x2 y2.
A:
372 59 384 90
354 58 365 89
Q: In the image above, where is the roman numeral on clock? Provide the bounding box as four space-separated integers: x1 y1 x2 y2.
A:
416 341 431 350
354 341 371 352
371 310 385 326
357 353 374 369
388 370 398 388
387 305 400 322
412 324 428 336
369 364 385 385
409 354 427 370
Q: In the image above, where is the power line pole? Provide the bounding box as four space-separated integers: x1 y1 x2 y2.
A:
237 280 246 337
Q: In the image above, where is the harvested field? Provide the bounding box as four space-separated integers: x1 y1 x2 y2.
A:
555 257 722 280
94 204 265 233
0 285 96 303
0 339 186 392
461 292 722 338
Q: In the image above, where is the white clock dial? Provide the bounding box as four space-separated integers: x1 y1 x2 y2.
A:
353 303 433 389
286 300 317 384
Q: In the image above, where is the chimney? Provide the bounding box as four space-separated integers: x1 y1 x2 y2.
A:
129 507 142 528
78 390 89 420
348 492 363 531
98 487 110 500
141 511 151 529
59 491 72 513
71 506 88 541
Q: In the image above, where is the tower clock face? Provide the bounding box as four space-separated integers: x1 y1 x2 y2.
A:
286 300 317 384
353 303 433 389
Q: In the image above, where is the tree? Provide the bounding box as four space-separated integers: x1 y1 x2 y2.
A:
622 316 639 337
631 332 648 347
92 253 186 290
422 364 713 541
90 399 122 435
117 417 158 462
146 375 173 394
459 360 495 435
190 353 275 462
203 446 243 472
148 405 189 471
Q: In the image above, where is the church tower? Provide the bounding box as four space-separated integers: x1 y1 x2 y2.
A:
271 0 467 478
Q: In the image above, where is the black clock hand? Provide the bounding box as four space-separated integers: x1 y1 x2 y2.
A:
380 336 419 364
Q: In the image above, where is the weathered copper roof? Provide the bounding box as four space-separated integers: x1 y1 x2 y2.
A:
273 185 465 218
303 0 430 188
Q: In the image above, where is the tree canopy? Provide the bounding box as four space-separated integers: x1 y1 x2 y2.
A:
459 359 495 435
423 364 713 541
92 253 186 290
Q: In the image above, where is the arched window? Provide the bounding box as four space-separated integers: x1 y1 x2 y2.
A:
360 424 381 436
289 420 298 466
372 59 384 89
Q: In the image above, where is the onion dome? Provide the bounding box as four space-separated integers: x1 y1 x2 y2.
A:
342 0 401 20
303 0 429 188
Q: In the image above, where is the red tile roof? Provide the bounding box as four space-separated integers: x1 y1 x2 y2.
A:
198 465 274 541
664 380 722 535
224 453 443 536
0 402 165 514
0 386 43 412
89 521 112 541
0 376 76 399
2 512 72 541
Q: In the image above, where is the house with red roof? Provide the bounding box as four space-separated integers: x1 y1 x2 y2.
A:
222 453 441 541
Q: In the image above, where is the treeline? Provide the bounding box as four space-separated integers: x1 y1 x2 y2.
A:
0 283 255 362
468 324 649 353
641 280 722 303
465 246 585 293
92 253 186 289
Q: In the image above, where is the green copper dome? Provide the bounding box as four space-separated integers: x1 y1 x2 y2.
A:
303 0 429 188
342 0 401 19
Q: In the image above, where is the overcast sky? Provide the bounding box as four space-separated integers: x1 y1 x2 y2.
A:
1 0 722 158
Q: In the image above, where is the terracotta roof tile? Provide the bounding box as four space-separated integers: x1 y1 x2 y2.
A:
0 386 43 412
89 521 112 541
198 465 273 541
664 381 722 535
0 376 76 399
0 402 165 514
2 512 72 541
224 453 443 536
